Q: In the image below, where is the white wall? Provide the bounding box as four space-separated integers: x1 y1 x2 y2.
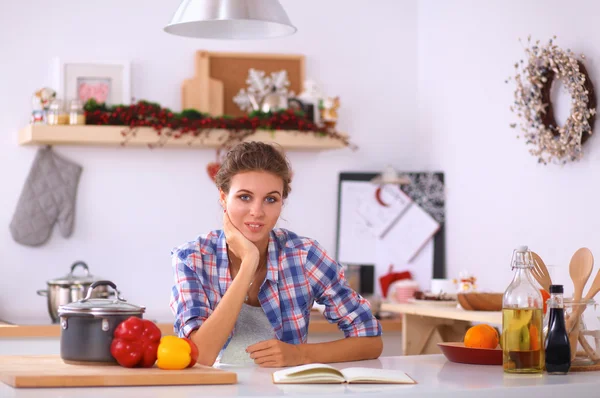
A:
0 0 419 321
418 0 600 295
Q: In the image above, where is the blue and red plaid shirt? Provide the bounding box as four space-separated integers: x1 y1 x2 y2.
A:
170 228 381 349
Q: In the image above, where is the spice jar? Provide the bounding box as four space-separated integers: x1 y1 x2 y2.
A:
68 99 86 125
47 99 69 125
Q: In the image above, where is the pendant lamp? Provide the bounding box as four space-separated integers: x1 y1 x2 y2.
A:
164 0 297 40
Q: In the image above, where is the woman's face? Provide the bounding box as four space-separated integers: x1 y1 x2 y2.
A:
220 171 284 247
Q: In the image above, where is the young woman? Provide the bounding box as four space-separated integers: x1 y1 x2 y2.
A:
170 142 382 367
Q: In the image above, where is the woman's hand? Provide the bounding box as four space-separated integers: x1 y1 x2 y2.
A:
223 211 259 264
246 339 306 367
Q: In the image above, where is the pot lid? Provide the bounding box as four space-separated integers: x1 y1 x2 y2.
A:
48 261 98 285
57 281 146 317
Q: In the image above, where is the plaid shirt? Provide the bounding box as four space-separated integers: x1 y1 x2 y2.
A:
170 228 381 350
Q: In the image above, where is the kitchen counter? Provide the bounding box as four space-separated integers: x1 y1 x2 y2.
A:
0 313 402 338
1 354 599 397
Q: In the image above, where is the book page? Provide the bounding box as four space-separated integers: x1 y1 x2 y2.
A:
340 367 416 384
338 181 378 264
272 363 345 384
356 184 412 238
379 202 439 264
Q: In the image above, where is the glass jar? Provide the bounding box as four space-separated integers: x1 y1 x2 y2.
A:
502 245 544 374
47 99 69 125
68 99 86 125
552 299 600 367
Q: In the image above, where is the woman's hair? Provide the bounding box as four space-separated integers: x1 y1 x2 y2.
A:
215 141 292 199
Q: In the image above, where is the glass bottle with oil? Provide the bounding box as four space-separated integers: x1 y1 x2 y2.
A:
502 245 544 374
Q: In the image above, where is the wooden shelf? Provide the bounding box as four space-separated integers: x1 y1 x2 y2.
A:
18 125 347 151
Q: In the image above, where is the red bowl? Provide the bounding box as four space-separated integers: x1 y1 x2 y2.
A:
438 342 502 365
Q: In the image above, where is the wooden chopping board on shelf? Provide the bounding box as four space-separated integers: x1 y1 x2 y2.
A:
0 355 237 388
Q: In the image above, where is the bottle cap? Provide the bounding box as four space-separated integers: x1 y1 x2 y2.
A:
549 284 563 294
515 245 528 252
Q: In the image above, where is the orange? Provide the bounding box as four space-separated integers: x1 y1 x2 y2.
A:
480 324 499 340
464 324 499 349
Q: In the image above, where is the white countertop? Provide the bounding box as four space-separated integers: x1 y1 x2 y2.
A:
1 355 599 397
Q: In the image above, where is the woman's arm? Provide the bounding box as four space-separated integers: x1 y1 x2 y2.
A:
246 335 383 367
299 335 383 363
181 212 260 366
246 238 383 368
190 255 258 366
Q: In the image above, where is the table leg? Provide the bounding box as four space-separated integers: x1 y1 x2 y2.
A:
402 313 470 355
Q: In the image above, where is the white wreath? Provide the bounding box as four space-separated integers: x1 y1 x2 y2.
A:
508 36 596 164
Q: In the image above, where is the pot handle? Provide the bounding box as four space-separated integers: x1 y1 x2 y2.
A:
37 289 48 296
69 261 90 276
82 280 124 302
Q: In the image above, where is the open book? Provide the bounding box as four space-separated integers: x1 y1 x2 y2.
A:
272 363 416 384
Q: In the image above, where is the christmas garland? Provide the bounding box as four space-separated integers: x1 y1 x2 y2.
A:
508 36 596 164
83 99 353 149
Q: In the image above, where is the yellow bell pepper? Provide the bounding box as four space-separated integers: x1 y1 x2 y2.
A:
156 335 191 370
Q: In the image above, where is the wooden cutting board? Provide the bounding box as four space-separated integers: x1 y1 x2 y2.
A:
0 355 237 388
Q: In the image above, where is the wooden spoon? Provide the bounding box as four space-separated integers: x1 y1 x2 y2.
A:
567 268 600 332
566 269 600 363
531 252 551 292
584 268 600 302
568 248 594 360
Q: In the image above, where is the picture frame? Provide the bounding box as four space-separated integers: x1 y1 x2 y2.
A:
52 58 131 105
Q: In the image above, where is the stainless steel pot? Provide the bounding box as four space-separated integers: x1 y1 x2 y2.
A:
58 280 145 364
37 261 110 324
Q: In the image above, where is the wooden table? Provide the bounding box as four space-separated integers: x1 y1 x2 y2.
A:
381 302 502 355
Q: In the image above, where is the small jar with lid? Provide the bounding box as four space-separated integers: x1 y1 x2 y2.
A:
47 99 69 125
68 99 86 125
562 298 600 368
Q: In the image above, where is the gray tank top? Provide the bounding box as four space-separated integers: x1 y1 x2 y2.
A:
218 303 275 365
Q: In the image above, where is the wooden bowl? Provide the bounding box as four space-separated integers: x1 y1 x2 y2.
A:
457 293 503 311
438 342 502 365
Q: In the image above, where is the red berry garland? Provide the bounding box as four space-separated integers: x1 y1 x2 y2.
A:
83 99 352 150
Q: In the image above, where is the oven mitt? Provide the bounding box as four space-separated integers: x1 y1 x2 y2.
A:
9 147 82 246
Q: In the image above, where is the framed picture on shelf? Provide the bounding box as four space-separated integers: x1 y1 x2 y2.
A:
52 58 131 105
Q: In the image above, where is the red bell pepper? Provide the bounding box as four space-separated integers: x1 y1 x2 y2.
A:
110 317 162 368
182 337 199 367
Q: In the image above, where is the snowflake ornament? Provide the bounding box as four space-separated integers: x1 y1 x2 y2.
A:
233 68 295 112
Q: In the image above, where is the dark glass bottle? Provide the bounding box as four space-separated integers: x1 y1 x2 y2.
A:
544 284 571 374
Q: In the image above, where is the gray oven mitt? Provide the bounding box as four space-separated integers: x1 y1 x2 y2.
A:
9 147 82 246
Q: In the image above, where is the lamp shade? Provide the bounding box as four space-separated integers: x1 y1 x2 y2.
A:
164 0 297 40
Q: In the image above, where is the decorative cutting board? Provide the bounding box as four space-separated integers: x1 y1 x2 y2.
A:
0 355 237 388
